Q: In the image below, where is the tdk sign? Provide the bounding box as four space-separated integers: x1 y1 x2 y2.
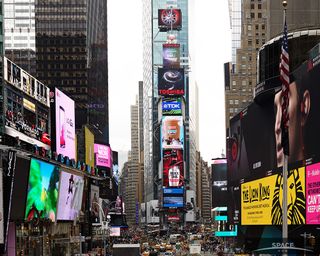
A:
162 98 182 115
163 102 181 110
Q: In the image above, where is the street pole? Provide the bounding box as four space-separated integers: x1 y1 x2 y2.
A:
282 3 288 255
79 232 82 256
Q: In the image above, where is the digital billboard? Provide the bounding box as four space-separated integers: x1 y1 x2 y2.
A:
158 68 184 96
163 196 184 208
90 185 100 223
162 97 182 115
94 144 112 168
163 44 180 68
241 167 305 225
11 156 30 221
158 9 182 31
163 188 184 195
57 171 84 221
55 88 76 160
306 163 320 224
163 149 184 187
85 126 95 168
212 158 228 208
161 116 184 149
25 158 60 222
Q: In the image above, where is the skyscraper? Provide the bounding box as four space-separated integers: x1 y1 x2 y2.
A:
35 0 109 143
4 0 36 75
225 0 267 131
142 0 188 201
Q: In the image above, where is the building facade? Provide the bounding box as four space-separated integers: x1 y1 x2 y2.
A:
142 0 191 226
225 0 268 131
35 0 109 143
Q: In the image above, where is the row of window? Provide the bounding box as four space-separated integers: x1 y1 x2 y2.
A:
248 24 266 31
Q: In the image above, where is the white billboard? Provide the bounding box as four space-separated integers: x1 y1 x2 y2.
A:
147 200 159 224
186 190 196 222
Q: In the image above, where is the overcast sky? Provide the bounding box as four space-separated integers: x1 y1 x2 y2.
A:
108 1 231 169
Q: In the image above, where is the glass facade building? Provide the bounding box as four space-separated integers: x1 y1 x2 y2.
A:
35 0 109 143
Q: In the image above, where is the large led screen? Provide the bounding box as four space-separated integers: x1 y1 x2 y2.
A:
306 163 320 224
163 196 184 208
57 171 84 221
90 185 100 223
25 159 60 222
241 167 305 225
158 68 184 96
94 144 112 168
85 126 95 168
158 9 182 31
161 116 184 149
55 88 76 160
163 44 180 68
163 149 184 187
162 97 182 115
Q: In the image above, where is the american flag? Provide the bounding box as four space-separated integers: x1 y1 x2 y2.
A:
280 19 290 155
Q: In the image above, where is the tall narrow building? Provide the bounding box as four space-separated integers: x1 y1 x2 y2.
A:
35 0 109 142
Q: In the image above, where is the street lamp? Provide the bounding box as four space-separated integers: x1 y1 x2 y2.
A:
92 202 111 256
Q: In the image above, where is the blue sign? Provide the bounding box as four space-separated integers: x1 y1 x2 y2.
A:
162 97 182 115
163 196 184 208
163 188 184 195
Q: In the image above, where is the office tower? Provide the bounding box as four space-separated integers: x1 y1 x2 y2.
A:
142 0 190 217
225 0 267 131
125 98 140 225
3 0 36 75
35 0 109 143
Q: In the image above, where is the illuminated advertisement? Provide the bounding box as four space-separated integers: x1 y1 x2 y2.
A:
25 159 60 222
161 116 184 149
163 188 184 195
163 196 184 208
57 171 84 221
90 185 100 223
163 44 180 68
3 57 50 106
158 9 182 31
55 88 76 160
158 68 184 96
306 163 320 224
163 149 184 187
162 97 182 115
241 167 305 225
94 144 112 168
85 126 95 168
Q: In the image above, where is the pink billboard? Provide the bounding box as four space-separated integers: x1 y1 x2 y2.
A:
94 144 112 168
306 163 320 224
55 88 76 159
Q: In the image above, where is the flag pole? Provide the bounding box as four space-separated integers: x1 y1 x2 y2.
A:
282 0 288 250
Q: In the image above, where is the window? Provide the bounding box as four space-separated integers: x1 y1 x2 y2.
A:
251 4 254 9
256 39 259 44
248 40 252 46
248 25 252 31
232 81 236 86
255 24 259 30
235 100 239 105
258 13 262 18
242 80 247 86
229 100 234 105
262 24 265 30
229 108 234 113
251 12 255 18
258 4 262 9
